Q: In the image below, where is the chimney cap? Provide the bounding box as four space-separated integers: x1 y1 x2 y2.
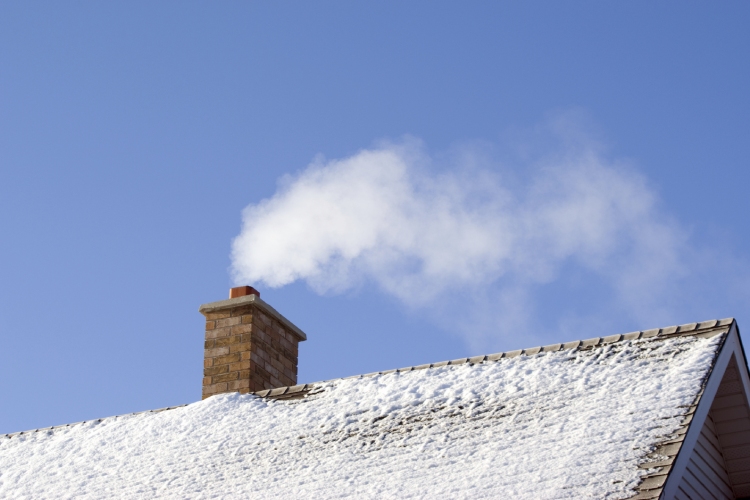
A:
229 286 260 299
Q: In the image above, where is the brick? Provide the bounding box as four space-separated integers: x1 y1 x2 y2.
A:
204 365 229 377
238 369 250 379
230 324 253 335
204 340 214 349
279 357 292 370
212 371 239 383
240 333 252 343
205 321 216 331
203 382 228 394
228 379 250 390
213 353 241 365
204 358 213 368
214 335 241 347
204 312 231 320
240 351 251 361
205 346 229 358
229 360 251 372
255 348 270 362
203 376 212 386
205 327 232 340
229 343 251 353
230 306 254 317
255 329 269 343
255 365 271 379
270 357 284 372
216 317 242 328
270 376 283 388
264 362 279 378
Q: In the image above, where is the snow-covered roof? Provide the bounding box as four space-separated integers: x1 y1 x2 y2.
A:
0 319 745 499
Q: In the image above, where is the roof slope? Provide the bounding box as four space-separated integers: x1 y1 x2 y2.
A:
0 320 736 499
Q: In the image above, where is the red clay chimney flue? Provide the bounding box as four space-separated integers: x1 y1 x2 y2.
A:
229 286 260 299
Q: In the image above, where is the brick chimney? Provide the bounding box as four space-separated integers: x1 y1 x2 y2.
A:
199 286 307 399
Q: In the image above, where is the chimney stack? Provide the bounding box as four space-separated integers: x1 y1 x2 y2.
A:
199 286 306 399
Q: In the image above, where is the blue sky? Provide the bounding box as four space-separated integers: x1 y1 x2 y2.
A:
1 2 749 434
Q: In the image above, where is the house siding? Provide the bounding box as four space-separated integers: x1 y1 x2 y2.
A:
674 413 734 499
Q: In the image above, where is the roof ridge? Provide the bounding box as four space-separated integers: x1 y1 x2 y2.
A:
251 318 735 399
2 317 734 438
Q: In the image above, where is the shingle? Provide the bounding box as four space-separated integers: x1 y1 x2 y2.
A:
660 326 678 335
449 358 469 365
580 338 600 348
637 474 668 489
469 355 486 364
504 350 522 358
413 364 431 371
718 318 735 326
432 361 449 368
601 334 621 344
486 353 504 361
629 489 663 499
622 331 641 341
523 347 542 355
638 458 674 469
542 343 562 352
640 329 659 338
562 340 581 350
268 387 287 397
697 319 718 329
676 322 697 333
653 442 682 456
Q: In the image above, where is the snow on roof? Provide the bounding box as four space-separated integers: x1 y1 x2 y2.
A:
0 322 730 499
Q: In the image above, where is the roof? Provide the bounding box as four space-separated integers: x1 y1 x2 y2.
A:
0 318 747 499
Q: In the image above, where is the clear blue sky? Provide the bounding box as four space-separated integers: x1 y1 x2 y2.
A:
1 2 748 434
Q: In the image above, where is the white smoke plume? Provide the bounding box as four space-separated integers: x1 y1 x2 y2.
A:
231 129 714 347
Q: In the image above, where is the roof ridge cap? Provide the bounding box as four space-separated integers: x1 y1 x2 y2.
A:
248 318 735 397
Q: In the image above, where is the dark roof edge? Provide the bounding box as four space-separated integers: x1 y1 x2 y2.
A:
2 318 734 439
